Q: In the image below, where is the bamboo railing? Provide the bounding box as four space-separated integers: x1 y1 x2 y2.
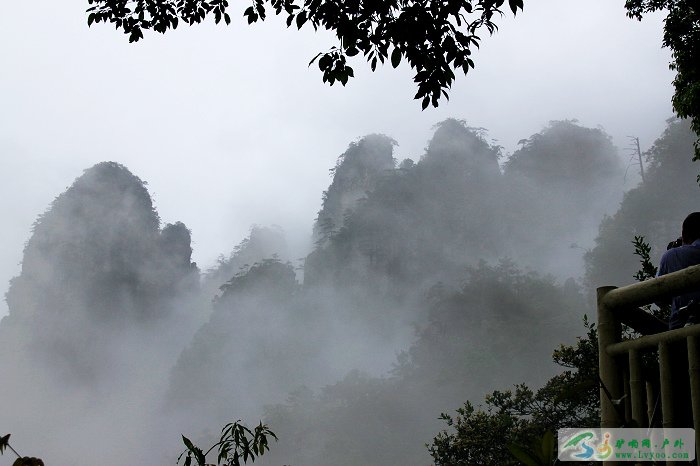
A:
597 264 700 465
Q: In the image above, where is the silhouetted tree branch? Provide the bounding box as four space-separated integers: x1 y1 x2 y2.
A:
85 0 523 109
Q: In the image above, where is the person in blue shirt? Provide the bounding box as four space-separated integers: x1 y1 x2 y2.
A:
657 212 700 329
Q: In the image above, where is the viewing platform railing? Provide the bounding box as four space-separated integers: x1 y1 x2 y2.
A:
597 264 700 465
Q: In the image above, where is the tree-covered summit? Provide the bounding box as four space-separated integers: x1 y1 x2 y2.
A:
2 161 198 382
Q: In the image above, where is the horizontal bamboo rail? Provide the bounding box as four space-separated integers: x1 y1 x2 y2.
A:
600 264 700 310
607 324 700 355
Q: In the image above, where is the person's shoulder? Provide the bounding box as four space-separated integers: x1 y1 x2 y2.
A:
658 248 679 276
660 247 679 262
660 244 700 274
682 243 700 260
675 244 700 255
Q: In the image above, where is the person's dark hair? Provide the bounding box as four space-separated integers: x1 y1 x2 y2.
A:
682 212 700 244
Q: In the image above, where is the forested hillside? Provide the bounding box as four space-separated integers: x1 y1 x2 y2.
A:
1 162 199 382
585 118 700 288
1 119 695 465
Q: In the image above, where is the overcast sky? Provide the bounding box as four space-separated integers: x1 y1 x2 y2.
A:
0 0 674 317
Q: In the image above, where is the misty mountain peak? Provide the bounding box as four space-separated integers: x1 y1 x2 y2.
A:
423 119 501 178
4 162 198 381
331 134 396 185
22 161 160 282
202 225 289 301
504 120 622 187
313 134 396 246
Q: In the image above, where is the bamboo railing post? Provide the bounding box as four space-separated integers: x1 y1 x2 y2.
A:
598 286 623 430
687 335 700 461
659 341 681 466
623 368 632 423
628 349 646 427
659 341 675 428
646 380 657 427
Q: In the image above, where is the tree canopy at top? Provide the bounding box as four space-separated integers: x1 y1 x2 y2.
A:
86 0 523 109
86 0 700 171
625 0 700 167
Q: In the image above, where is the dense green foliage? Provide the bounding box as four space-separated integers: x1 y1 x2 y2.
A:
179 420 276 466
632 235 658 282
427 317 598 465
